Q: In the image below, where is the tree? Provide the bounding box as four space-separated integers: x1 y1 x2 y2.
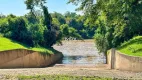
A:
25 0 61 47
25 0 46 16
64 11 77 18
60 24 82 39
51 12 66 25
28 23 45 46
52 18 60 27
69 0 142 63
60 24 70 38
42 5 52 30
69 0 142 48
0 13 5 18
25 0 52 30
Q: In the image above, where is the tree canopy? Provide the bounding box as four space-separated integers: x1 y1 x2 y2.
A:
68 0 142 53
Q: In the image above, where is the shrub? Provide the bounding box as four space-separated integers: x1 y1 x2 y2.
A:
27 23 45 46
43 29 57 47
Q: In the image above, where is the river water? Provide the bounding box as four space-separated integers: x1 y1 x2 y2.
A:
53 40 106 65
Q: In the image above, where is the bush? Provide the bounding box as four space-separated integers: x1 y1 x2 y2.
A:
43 29 57 47
60 24 82 39
27 23 45 46
0 13 60 48
0 18 9 34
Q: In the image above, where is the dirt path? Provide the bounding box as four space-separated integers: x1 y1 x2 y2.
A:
0 66 142 80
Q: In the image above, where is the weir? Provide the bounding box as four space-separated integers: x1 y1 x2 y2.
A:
0 49 63 68
53 40 106 66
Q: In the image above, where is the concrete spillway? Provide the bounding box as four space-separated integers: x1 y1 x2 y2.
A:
0 49 63 68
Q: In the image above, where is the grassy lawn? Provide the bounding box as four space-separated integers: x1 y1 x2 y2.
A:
18 75 112 80
117 36 142 57
0 37 58 54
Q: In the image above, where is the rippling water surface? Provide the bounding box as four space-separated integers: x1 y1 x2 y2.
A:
53 40 106 64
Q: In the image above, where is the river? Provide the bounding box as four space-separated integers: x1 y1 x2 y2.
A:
53 40 106 65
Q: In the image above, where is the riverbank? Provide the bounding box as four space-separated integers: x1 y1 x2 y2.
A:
117 36 142 57
0 37 58 54
0 37 63 68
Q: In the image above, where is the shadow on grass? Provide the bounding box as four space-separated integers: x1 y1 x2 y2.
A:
10 39 31 48
134 48 142 53
10 39 61 56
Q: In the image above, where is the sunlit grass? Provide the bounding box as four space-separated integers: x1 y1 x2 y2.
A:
117 36 142 57
0 37 57 54
0 37 26 51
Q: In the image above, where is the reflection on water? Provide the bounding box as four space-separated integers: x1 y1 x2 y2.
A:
58 55 106 64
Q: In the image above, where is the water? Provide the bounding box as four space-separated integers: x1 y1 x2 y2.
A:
59 55 105 64
53 40 106 64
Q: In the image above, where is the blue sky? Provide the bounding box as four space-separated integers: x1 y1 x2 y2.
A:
0 0 79 16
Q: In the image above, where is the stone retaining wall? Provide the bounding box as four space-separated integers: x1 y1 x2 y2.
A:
0 49 63 68
108 49 142 72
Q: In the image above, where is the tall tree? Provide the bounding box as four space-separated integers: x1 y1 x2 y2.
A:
69 0 142 63
25 0 52 30
41 5 52 30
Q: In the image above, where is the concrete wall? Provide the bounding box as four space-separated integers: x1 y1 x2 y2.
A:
0 49 63 68
108 49 142 72
107 49 115 69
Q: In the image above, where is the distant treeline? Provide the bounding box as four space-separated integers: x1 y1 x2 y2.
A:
0 12 95 47
0 0 97 48
51 11 96 39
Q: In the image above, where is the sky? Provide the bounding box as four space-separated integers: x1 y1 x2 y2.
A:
0 0 79 16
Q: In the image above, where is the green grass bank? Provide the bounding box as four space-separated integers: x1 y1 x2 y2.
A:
117 36 142 57
0 37 59 54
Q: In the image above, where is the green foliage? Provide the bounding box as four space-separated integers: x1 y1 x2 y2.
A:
55 31 63 45
43 29 57 47
60 24 70 37
24 0 60 47
0 0 96 49
51 11 96 39
51 12 66 25
68 27 82 39
8 17 28 41
64 11 77 18
42 5 52 30
94 21 108 53
52 18 60 27
0 13 5 18
25 0 46 16
0 13 58 47
69 0 142 54
0 15 32 45
24 13 39 24
28 23 45 46
60 24 82 39
0 17 9 33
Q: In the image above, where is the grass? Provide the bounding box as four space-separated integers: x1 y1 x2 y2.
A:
18 75 113 80
0 37 59 54
117 36 142 57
